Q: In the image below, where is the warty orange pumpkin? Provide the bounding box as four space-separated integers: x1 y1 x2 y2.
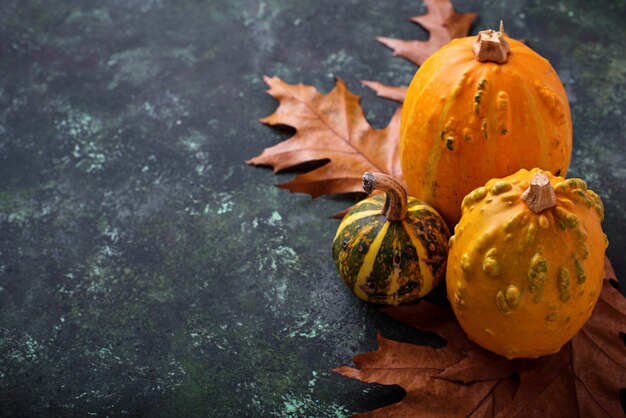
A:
400 23 572 226
446 168 607 359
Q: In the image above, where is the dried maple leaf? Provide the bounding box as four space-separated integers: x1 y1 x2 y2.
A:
248 76 403 198
363 0 477 102
334 258 626 417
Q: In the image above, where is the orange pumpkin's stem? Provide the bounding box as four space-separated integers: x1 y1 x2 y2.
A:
472 21 511 64
362 172 408 221
522 171 557 213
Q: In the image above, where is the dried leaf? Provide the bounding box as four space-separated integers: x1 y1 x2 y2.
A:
248 76 403 198
364 0 477 102
334 336 500 417
360 81 407 103
378 0 476 66
249 1 479 202
334 257 626 417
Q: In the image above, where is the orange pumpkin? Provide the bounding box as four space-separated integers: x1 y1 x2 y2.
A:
446 168 607 359
400 23 572 225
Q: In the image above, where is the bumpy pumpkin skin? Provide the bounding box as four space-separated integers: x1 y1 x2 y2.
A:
446 168 607 359
333 194 450 305
400 34 572 226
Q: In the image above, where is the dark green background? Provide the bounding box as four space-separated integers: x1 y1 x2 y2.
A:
1 0 624 416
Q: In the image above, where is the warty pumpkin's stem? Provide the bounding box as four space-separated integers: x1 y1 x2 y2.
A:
362 172 408 221
522 171 556 213
472 20 511 64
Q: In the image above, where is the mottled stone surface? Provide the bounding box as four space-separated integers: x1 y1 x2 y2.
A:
0 0 624 416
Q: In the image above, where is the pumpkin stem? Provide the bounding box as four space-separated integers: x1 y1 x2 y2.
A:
362 172 408 221
522 171 556 213
472 22 511 64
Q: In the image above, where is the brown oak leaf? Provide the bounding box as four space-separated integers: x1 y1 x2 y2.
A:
360 81 408 104
248 76 402 198
334 258 626 417
363 0 477 102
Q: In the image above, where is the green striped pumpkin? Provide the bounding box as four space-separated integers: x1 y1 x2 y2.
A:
333 173 450 305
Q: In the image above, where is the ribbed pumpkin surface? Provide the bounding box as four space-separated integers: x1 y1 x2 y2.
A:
333 194 449 305
400 35 572 225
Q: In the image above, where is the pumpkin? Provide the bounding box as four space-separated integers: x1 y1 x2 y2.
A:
400 23 572 226
333 172 450 305
446 168 607 359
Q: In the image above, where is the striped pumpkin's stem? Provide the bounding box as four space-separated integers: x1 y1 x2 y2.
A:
362 172 408 221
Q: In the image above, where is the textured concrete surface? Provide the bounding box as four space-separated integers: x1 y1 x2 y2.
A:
0 0 624 416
